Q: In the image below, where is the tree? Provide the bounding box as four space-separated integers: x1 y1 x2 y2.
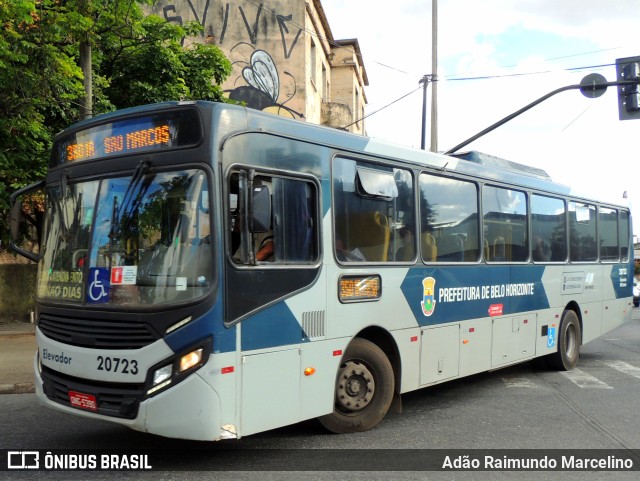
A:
0 0 232 250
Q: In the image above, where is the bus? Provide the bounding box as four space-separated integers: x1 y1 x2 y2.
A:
9 101 634 441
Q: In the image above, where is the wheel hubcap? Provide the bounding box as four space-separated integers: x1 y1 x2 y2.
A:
335 360 375 412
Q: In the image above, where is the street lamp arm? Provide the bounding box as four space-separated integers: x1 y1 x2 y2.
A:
444 79 639 155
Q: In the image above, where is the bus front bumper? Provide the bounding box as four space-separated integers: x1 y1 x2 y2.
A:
34 355 233 441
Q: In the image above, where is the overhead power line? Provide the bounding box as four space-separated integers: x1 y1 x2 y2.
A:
237 2 626 128
243 0 624 85
341 86 422 130
445 62 617 82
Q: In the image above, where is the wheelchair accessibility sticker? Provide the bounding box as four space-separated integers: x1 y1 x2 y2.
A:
547 326 556 348
87 268 110 303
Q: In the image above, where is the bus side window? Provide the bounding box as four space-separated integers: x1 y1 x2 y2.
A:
229 174 273 264
569 202 597 262
620 210 630 261
599 207 619 261
271 176 318 263
229 171 318 265
531 195 566 263
482 186 528 263
419 173 479 263
333 157 414 263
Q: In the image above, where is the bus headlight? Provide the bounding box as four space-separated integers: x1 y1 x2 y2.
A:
148 365 173 395
179 349 203 373
153 364 173 385
145 338 212 398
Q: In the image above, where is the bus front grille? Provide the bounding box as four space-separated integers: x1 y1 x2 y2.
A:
38 313 159 349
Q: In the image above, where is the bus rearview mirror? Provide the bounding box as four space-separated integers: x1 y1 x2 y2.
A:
250 184 271 233
9 199 23 241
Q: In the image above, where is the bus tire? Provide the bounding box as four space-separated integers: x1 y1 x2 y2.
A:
319 337 395 434
547 310 581 371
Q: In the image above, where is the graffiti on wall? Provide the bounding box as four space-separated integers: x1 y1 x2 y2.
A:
227 48 302 118
159 1 305 119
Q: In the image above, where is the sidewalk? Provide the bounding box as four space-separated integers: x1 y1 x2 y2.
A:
0 322 36 394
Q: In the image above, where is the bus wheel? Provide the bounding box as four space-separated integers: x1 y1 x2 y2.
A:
319 338 394 434
547 310 582 371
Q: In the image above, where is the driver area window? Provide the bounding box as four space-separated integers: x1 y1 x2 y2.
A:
228 171 318 266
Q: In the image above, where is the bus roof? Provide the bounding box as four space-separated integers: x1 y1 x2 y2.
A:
57 101 627 209
234 103 628 207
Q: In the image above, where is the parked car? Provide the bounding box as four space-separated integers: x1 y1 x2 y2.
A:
634 278 639 307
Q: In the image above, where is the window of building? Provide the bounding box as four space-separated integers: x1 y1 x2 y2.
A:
333 157 414 263
483 186 528 262
310 40 317 87
322 63 327 100
419 174 479 262
569 201 597 262
531 195 567 262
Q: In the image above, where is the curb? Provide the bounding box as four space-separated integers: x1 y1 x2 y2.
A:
0 382 35 395
0 325 36 337
0 331 35 338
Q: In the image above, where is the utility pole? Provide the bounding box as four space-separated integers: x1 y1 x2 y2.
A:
420 1 438 151
79 0 92 120
430 0 438 152
444 74 640 154
420 75 430 150
80 42 92 120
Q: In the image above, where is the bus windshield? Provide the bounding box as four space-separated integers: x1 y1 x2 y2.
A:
37 168 213 307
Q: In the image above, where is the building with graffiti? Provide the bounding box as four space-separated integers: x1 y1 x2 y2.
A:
149 0 369 135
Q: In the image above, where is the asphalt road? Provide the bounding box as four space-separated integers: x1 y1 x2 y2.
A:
1 309 639 480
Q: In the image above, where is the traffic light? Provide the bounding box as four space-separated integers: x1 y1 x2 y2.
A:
616 56 640 120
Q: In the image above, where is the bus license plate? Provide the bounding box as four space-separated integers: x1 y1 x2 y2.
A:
69 391 98 411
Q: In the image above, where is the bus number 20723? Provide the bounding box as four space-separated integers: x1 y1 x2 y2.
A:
96 356 139 375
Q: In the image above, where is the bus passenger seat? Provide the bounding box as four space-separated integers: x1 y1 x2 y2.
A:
347 211 390 261
493 236 506 261
438 234 464 262
421 233 437 261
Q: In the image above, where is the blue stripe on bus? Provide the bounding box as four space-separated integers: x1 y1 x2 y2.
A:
164 299 237 354
611 261 634 299
241 301 306 351
400 265 548 325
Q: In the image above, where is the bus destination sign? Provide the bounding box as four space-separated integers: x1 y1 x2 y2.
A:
51 109 201 167
66 125 171 162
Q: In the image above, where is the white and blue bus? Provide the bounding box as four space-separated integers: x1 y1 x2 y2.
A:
10 101 634 440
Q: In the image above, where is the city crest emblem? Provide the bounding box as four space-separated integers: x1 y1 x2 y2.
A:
421 277 436 316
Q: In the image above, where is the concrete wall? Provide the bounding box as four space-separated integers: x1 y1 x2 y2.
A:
0 263 37 322
148 0 368 133
151 0 309 120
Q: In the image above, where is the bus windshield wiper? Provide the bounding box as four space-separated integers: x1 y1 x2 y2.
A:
55 171 78 242
109 159 149 241
118 159 149 218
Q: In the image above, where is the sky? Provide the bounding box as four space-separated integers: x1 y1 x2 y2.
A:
321 0 640 238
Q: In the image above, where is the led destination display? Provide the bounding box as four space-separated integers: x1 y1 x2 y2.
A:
51 109 201 166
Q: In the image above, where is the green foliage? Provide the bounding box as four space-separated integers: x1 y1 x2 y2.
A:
0 0 233 249
101 16 231 107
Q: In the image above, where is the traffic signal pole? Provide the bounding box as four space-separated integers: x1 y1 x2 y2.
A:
444 76 640 155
